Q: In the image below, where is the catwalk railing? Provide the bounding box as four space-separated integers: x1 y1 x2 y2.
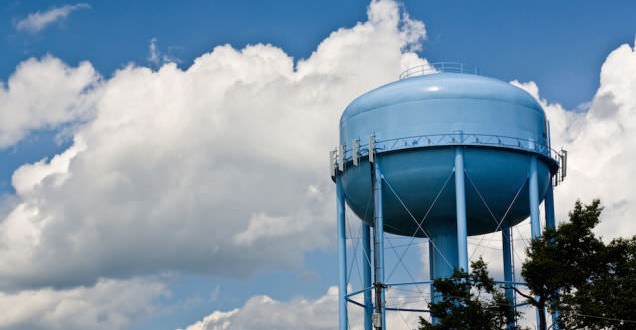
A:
330 132 567 185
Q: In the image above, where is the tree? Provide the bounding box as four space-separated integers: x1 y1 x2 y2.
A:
558 236 636 329
418 258 519 330
520 199 636 329
417 200 636 330
516 199 606 330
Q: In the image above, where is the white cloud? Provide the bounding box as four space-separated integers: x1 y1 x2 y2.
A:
0 56 99 148
147 38 181 67
15 3 90 34
512 40 636 240
148 38 161 66
182 286 421 330
3 0 635 328
0 278 166 330
0 0 427 290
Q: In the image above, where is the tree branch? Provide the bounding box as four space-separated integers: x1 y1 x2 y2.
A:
505 286 538 306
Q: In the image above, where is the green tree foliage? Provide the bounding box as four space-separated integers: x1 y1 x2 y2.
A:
418 258 519 330
520 199 636 329
558 235 636 329
518 200 606 329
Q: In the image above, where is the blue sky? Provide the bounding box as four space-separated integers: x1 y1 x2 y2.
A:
1 1 636 329
3 1 635 106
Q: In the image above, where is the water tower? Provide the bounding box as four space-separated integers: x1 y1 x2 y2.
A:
330 63 566 329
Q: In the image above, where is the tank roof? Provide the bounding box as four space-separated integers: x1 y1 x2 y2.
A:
342 73 542 122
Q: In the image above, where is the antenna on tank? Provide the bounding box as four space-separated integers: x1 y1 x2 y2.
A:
368 135 375 163
561 149 568 180
330 149 336 178
352 139 359 166
338 145 345 172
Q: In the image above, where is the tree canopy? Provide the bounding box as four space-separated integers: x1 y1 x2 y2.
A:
418 200 636 330
418 258 518 329
520 199 636 329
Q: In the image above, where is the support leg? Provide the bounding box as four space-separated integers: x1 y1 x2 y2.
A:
372 161 386 330
528 156 543 327
544 181 556 230
544 181 560 329
455 147 468 272
336 177 348 330
362 223 373 330
529 156 541 239
429 240 435 324
502 223 516 329
429 223 458 325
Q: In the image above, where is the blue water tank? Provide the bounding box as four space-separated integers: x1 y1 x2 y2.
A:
339 72 558 237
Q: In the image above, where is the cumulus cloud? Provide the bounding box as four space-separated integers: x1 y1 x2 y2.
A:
512 40 636 239
0 56 99 148
182 286 420 330
0 278 166 330
15 3 90 33
0 0 427 290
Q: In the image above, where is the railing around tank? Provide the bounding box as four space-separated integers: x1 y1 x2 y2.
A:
399 62 481 79
330 132 567 185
